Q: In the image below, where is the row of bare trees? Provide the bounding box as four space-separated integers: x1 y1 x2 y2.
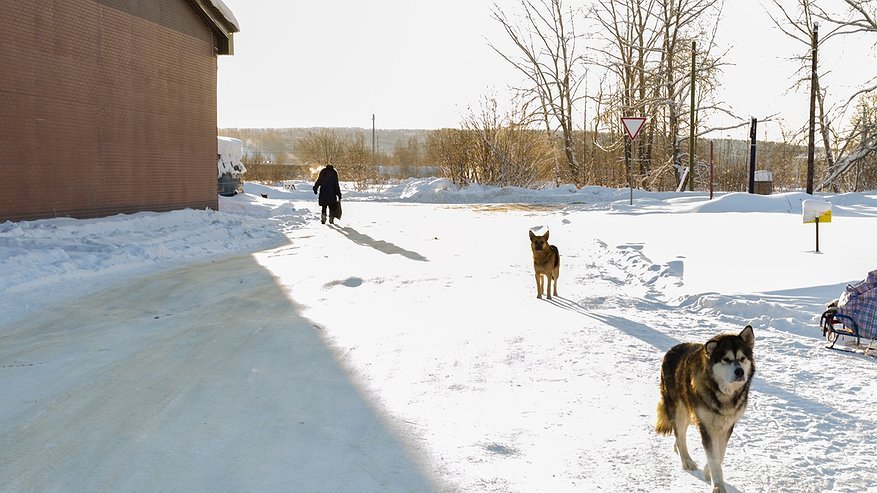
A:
427 96 556 187
423 0 876 192
482 0 748 191
236 128 439 188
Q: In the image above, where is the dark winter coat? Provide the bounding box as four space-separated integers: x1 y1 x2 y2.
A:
312 165 342 207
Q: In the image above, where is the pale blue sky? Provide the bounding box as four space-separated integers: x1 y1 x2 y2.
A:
216 0 875 142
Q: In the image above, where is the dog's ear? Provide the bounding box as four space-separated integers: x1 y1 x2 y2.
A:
529 230 536 241
543 230 549 241
704 340 718 355
739 325 755 348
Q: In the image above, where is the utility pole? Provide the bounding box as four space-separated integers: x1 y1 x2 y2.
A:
372 114 376 168
748 117 757 193
582 89 587 184
806 24 818 195
688 40 696 191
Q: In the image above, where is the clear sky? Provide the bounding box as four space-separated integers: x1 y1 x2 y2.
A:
216 0 876 142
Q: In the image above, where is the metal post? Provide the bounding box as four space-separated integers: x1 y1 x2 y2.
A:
815 218 820 253
626 136 633 205
709 140 714 200
748 117 757 193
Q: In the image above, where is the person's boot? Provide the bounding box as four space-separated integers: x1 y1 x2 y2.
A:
321 211 326 224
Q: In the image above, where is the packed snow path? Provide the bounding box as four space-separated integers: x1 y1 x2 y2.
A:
0 255 434 492
2 197 876 492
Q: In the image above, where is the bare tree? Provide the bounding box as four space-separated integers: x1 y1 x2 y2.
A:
426 94 555 188
464 95 555 186
768 0 840 190
592 0 738 190
810 0 877 189
490 0 586 183
815 0 877 38
427 129 475 186
296 128 346 169
819 93 877 190
591 0 661 187
343 131 379 189
770 0 877 190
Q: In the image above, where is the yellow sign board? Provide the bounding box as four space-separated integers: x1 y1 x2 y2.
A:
804 209 831 224
802 199 832 224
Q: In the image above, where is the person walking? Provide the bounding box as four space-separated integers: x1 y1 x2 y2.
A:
312 164 342 224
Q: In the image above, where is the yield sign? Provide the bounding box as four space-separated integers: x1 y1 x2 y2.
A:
621 117 647 141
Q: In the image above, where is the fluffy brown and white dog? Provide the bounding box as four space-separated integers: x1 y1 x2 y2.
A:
529 229 559 299
656 325 755 493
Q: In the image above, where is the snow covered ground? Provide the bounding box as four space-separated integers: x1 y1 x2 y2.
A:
1 178 876 492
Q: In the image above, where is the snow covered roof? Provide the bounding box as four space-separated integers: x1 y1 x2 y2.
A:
189 0 239 55
204 0 239 31
754 170 773 181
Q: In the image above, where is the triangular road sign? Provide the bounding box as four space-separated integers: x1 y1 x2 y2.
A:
621 117 647 141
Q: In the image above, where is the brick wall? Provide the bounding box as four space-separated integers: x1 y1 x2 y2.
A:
0 0 220 222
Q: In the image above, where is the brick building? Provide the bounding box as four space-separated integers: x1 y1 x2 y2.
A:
0 0 238 222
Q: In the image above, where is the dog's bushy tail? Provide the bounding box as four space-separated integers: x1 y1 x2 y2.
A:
655 397 673 435
656 347 680 436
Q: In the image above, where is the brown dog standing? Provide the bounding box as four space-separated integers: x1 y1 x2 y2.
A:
529 229 559 299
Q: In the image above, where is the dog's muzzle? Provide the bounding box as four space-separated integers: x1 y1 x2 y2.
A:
734 367 746 381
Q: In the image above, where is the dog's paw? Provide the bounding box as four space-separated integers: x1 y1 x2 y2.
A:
681 458 698 471
703 464 711 481
711 484 726 493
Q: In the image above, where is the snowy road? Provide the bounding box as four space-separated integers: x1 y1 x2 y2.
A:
2 193 876 492
0 254 435 492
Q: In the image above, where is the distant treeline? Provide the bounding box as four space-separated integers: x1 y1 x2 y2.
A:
218 128 430 167
218 127 434 186
219 127 875 192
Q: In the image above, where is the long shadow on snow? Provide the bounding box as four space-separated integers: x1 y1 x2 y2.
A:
332 225 428 262
547 296 679 352
0 253 439 492
545 296 860 424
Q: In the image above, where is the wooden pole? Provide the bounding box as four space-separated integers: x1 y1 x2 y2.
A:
583 78 587 184
806 24 818 195
748 118 757 193
688 40 696 191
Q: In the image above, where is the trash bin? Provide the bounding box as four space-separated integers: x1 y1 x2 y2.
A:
218 172 242 196
754 170 773 195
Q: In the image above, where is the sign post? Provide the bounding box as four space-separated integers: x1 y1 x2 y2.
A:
621 117 646 206
802 199 831 253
